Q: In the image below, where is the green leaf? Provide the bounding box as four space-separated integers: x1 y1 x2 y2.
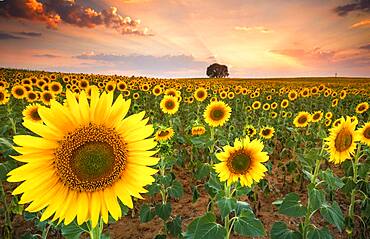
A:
217 197 237 218
166 215 182 236
270 221 302 239
147 183 160 196
155 203 172 221
236 201 252 215
61 221 85 239
233 209 265 237
183 213 226 239
308 187 325 212
195 163 211 180
278 193 306 217
307 226 332 239
168 180 184 199
140 204 155 223
0 159 17 181
319 170 344 191
320 201 344 231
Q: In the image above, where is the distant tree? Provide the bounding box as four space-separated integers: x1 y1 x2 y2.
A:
206 63 229 78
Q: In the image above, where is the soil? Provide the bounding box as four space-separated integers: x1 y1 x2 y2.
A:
1 150 363 239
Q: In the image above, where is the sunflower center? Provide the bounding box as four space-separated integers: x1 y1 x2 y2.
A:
197 91 205 98
0 92 4 101
363 127 370 139
229 152 251 174
334 129 353 152
55 124 127 192
358 105 365 111
298 116 307 124
262 129 271 136
30 109 41 121
72 142 114 181
43 93 52 101
15 88 24 96
313 114 320 120
51 85 60 92
165 100 175 109
158 130 170 137
211 108 224 120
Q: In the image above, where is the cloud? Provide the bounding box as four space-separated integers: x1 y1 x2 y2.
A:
334 0 370 16
33 54 60 58
17 31 42 37
351 19 370 28
235 26 274 33
74 52 208 71
0 32 24 40
359 43 370 50
0 0 150 35
271 47 370 69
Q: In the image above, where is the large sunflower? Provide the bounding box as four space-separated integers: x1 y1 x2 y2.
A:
214 136 269 187
8 87 158 228
324 116 358 164
204 101 231 127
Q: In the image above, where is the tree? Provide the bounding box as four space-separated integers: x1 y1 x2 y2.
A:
206 63 229 78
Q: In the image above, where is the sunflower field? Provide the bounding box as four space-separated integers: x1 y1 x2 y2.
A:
0 68 369 239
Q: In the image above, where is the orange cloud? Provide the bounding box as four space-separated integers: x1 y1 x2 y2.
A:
0 0 150 35
351 19 370 28
235 26 274 33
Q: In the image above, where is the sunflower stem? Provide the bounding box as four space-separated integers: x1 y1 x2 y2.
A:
89 217 103 239
348 145 361 238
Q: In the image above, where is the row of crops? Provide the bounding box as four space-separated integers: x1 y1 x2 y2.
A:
0 68 369 239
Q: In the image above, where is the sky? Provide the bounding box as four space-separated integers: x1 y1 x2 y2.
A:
0 0 369 78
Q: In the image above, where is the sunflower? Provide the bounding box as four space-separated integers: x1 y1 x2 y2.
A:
26 91 38 103
293 112 311 128
152 85 162 96
204 101 231 127
78 79 90 89
311 111 323 123
22 103 44 123
49 82 63 95
259 126 275 139
214 136 269 187
325 119 332 127
244 125 256 137
280 99 289 108
8 87 158 227
262 103 270 111
220 91 227 99
160 95 179 115
0 89 10 105
155 128 175 141
271 102 278 109
288 90 298 101
357 122 370 146
40 91 55 105
191 126 206 136
194 87 208 102
105 81 116 92
325 112 333 119
117 81 128 92
331 99 339 107
11 85 27 99
227 92 235 99
252 101 261 110
271 112 278 119
325 117 358 164
355 102 369 114
133 92 140 100
165 88 179 97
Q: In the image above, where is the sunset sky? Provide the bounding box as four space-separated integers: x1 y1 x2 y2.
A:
0 0 369 78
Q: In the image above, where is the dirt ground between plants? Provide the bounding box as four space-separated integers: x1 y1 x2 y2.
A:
3 153 360 239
